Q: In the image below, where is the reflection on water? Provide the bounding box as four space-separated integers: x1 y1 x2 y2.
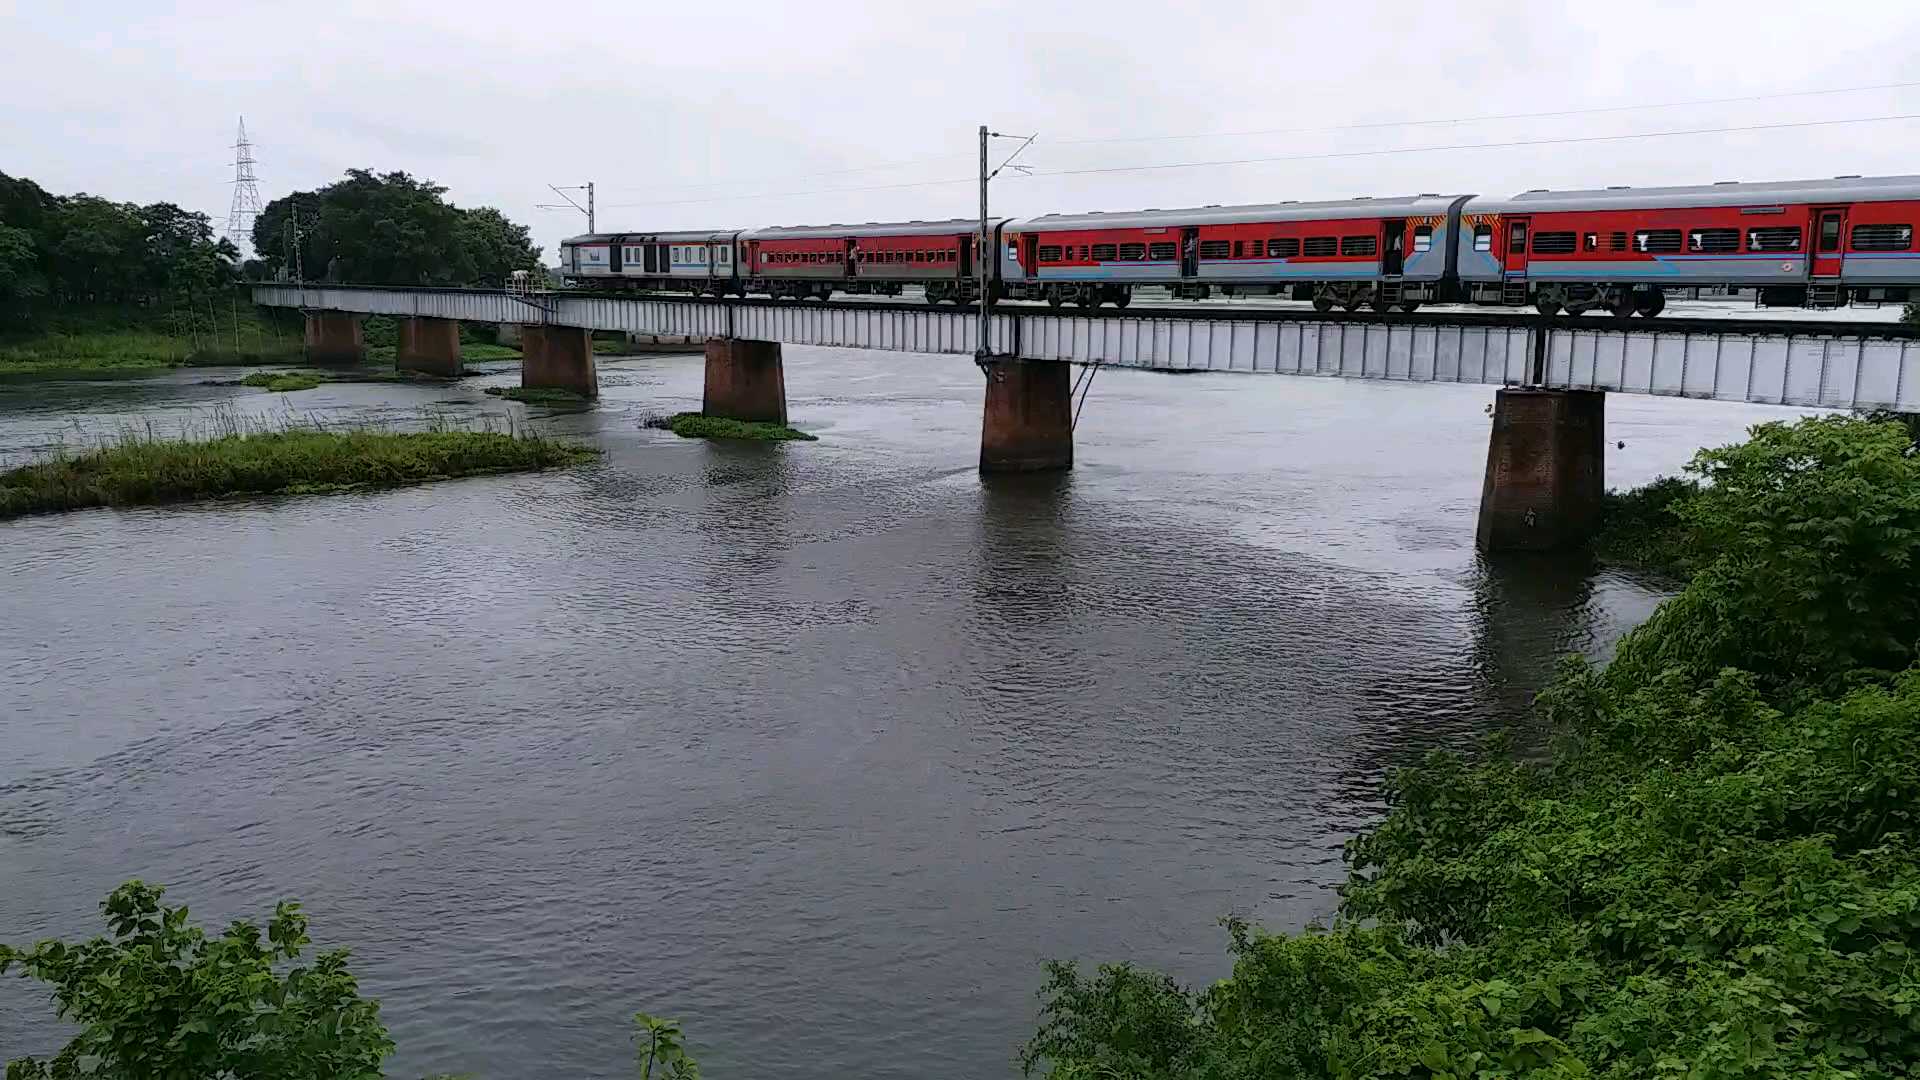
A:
0 350 1794 1078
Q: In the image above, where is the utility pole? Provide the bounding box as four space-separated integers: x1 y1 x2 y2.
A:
977 124 989 362
975 127 1037 365
543 183 597 233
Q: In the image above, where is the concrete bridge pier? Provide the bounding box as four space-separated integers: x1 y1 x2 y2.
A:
979 357 1073 472
396 316 462 376
1475 388 1605 552
520 325 597 399
303 312 365 366
702 338 787 422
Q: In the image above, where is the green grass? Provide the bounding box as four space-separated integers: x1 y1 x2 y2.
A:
239 371 326 392
462 343 522 361
662 412 816 442
483 386 591 405
0 416 597 520
0 305 306 378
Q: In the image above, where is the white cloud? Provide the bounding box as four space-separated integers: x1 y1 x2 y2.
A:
5 0 1919 260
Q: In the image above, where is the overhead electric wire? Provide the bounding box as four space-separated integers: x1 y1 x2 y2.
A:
1052 80 1920 146
1025 113 1920 181
576 108 1920 213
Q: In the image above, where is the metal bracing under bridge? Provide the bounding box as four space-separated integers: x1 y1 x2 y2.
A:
252 284 1920 412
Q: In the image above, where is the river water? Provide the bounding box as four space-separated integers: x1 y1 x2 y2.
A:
0 349 1804 1077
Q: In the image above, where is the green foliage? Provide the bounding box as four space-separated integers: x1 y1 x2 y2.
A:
1607 415 1920 699
0 305 306 376
1025 415 1920 1079
0 416 596 519
240 370 326 392
662 412 817 442
483 385 591 405
1592 475 1701 576
0 172 237 312
0 880 393 1079
633 1013 700 1080
251 170 540 287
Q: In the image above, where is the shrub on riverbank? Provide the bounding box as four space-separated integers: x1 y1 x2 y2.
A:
1023 415 1920 1079
0 417 595 519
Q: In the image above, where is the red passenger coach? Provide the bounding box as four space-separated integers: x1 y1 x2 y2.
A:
743 219 986 302
1457 176 1920 315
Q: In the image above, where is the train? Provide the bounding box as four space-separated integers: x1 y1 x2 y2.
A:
557 174 1920 317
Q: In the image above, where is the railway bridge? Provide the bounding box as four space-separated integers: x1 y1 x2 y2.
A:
252 283 1920 553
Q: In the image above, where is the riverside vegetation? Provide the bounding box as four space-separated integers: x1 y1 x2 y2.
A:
7 415 1917 1078
0 414 594 520
650 412 818 441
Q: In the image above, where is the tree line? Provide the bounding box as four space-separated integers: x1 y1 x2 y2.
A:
0 168 543 320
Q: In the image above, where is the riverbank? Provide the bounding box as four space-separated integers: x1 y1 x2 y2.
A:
0 420 594 519
0 305 307 378
1025 414 1920 1078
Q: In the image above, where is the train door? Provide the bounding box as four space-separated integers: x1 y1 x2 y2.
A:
1180 227 1199 277
844 237 859 281
1811 206 1848 280
1381 220 1406 276
609 238 623 274
642 243 657 275
1503 216 1532 278
1021 233 1039 280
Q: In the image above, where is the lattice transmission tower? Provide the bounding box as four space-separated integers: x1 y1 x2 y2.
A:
226 117 264 259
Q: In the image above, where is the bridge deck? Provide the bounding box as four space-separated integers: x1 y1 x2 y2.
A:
253 284 1920 412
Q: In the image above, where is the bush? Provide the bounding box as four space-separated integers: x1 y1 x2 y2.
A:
1 881 393 1078
1023 415 1920 1080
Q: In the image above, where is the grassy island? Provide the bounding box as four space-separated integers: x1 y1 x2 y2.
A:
661 412 816 441
0 421 595 519
239 370 326 392
483 386 592 405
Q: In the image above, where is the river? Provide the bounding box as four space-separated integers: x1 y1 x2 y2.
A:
0 348 1806 1077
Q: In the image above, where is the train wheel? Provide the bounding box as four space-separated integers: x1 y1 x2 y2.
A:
1607 293 1635 319
1397 301 1421 313
1636 290 1666 318
1341 292 1366 313
1113 290 1132 309
1534 299 1563 316
1312 294 1335 312
1046 290 1064 308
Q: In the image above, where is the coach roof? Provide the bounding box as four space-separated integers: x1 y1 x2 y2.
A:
1467 175 1920 215
1006 194 1467 232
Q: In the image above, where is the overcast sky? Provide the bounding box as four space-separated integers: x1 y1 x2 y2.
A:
7 0 1920 261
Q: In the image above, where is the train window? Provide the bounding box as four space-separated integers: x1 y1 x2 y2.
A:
1507 221 1528 251
1198 239 1231 259
1341 235 1377 257
1530 232 1576 254
1091 244 1118 261
1079 246 1090 260
1268 238 1301 258
1118 242 1146 260
1303 236 1337 257
1583 234 1598 252
1412 226 1433 253
1472 225 1492 252
1610 232 1627 252
1689 229 1739 253
1819 216 1842 252
1852 223 1913 251
1634 229 1682 254
1232 241 1244 258
1748 227 1802 251
1149 242 1176 260
1038 245 1062 262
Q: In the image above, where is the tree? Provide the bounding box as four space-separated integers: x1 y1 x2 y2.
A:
456 207 542 287
0 224 46 307
1 880 393 1079
253 169 534 288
